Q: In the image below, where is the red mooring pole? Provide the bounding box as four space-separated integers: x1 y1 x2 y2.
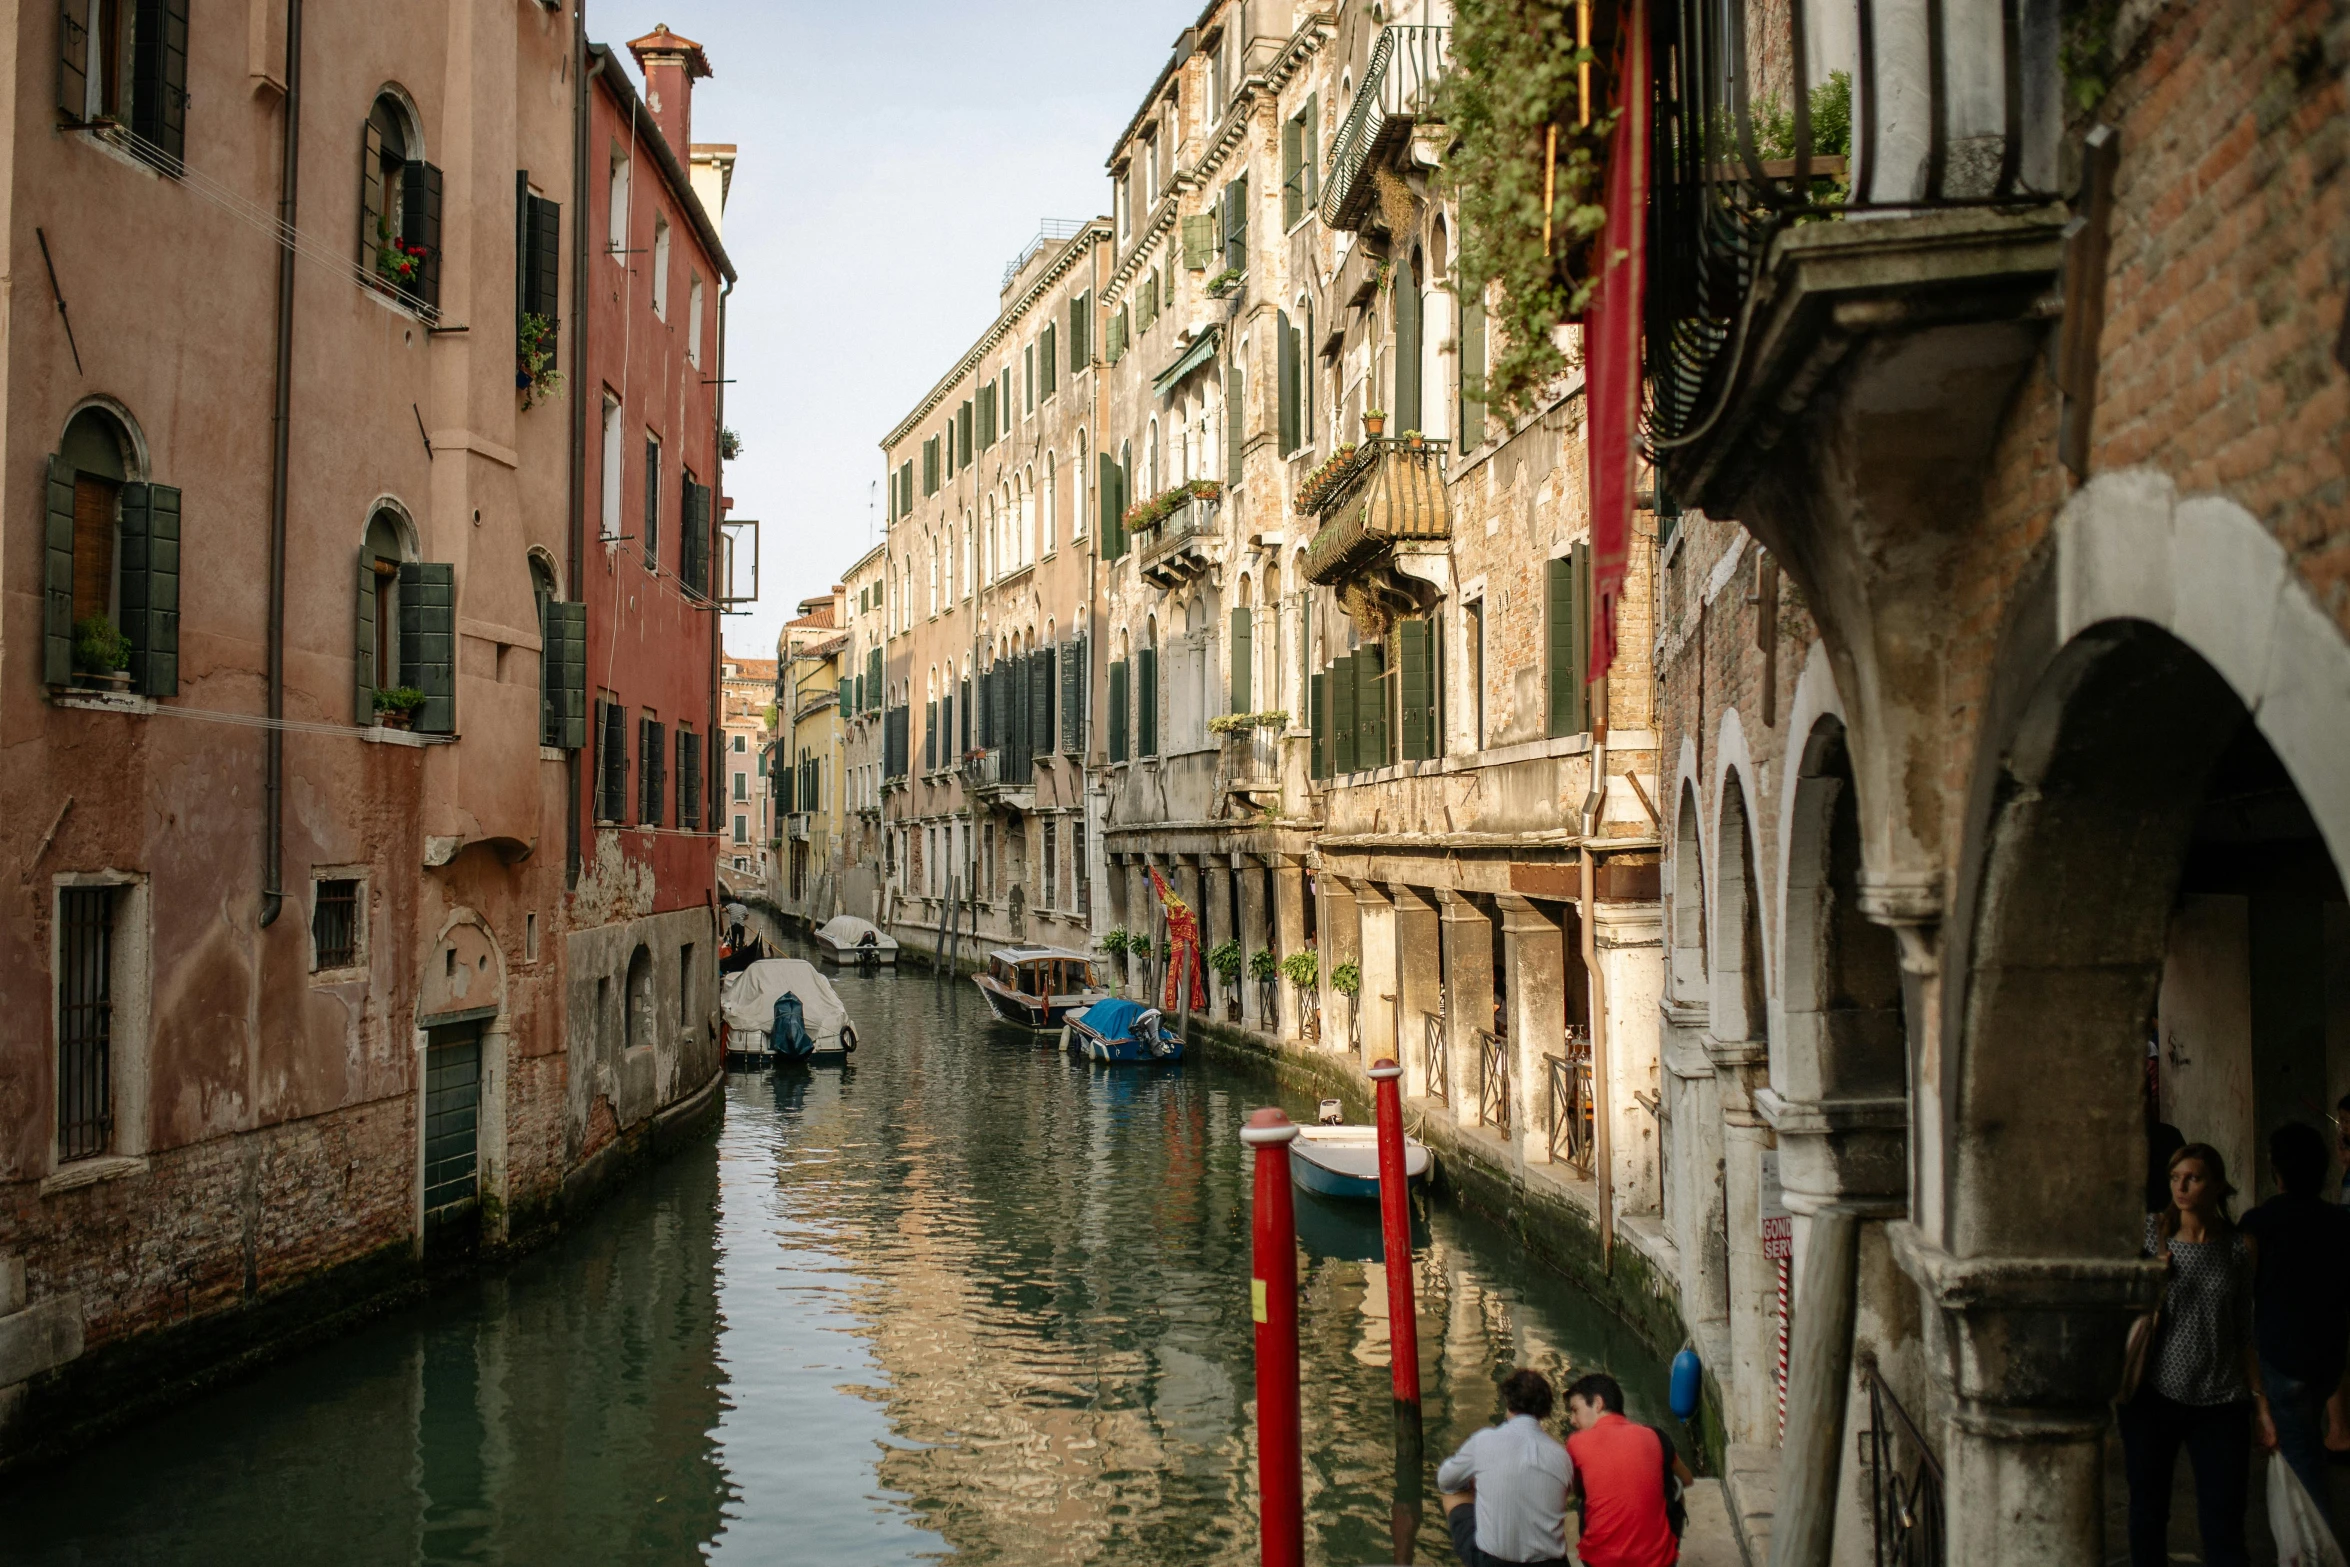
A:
1369 1059 1422 1412
1243 1106 1304 1567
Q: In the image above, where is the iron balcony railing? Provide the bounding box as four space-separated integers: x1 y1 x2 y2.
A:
1422 1011 1449 1105
1475 1028 1510 1135
1219 723 1280 790
1137 492 1219 567
1001 217 1090 291
1545 1033 1595 1175
1859 1354 1945 1567
1301 438 1450 586
1646 0 2061 450
1322 25 1453 232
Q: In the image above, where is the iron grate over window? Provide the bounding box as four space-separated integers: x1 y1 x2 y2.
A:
57 886 115 1162
313 879 359 969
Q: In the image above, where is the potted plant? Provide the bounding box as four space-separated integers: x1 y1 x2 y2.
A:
1209 939 1243 1020
1249 946 1280 1022
1401 428 1424 449
373 686 427 730
517 312 563 408
374 214 428 295
1282 946 1320 1041
1362 409 1387 439
1102 927 1135 991
70 615 131 690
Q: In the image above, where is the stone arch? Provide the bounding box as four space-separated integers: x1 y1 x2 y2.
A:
624 944 654 1054
1712 768 1769 1050
1669 777 1709 1007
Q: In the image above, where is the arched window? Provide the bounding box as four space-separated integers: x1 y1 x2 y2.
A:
1146 416 1161 498
361 89 440 311
44 403 176 695
356 504 418 723
1073 432 1088 538
531 552 582 750
1043 453 1058 552
625 945 654 1053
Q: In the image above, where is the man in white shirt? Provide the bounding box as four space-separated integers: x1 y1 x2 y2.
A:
1437 1368 1576 1567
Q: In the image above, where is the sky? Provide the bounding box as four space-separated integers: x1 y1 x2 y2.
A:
587 0 1196 662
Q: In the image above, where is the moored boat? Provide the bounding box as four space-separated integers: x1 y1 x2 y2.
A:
972 947 1106 1031
1287 1124 1432 1201
1062 997 1183 1063
720 958 860 1064
814 914 899 966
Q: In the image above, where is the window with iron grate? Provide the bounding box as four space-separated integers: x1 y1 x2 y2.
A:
313 878 360 970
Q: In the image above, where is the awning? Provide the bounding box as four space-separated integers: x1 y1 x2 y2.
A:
1153 326 1222 398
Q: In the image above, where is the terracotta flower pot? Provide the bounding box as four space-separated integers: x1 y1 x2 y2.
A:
1363 414 1386 438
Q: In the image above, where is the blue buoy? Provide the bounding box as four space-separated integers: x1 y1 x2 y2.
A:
1669 1348 1703 1421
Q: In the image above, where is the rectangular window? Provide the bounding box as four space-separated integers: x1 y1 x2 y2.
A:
734 814 748 844
1044 819 1058 908
607 146 630 256
596 694 628 821
1277 311 1299 455
1546 544 1591 737
526 912 539 962
1224 176 1248 272
640 714 667 825
642 433 661 564
1040 322 1058 399
56 885 115 1162
677 726 702 831
652 213 672 317
1069 290 1092 370
1466 598 1487 750
688 273 705 366
923 436 940 496
1024 343 1036 414
312 878 360 970
734 769 748 802
1073 821 1089 917
1137 646 1158 758
600 394 624 538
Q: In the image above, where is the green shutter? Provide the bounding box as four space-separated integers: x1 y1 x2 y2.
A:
1062 636 1085 752
360 122 386 266
132 0 188 164
355 549 377 720
1398 618 1434 761
1227 367 1245 488
1309 671 1327 779
1282 114 1302 229
1276 311 1298 455
1331 653 1356 774
1546 553 1577 738
1109 659 1129 762
42 454 74 686
58 0 89 120
400 561 456 734
402 161 444 310
1137 647 1157 758
1394 250 1422 434
1302 95 1318 205
545 600 586 748
1041 322 1057 397
527 194 561 320
1224 177 1247 271
1573 541 1591 725
1070 290 1090 369
1460 295 1487 449
119 481 180 696
1359 643 1388 769
1182 212 1215 270
1229 606 1251 712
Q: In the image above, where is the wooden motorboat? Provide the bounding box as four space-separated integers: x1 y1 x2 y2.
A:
720 958 860 1065
1061 998 1185 1063
972 947 1107 1031
1287 1124 1432 1201
814 914 899 966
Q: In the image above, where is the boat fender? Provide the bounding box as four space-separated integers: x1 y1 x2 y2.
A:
1669 1348 1703 1421
1058 1025 1071 1052
839 1023 858 1054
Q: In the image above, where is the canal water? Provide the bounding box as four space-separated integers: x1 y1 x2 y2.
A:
0 948 1671 1566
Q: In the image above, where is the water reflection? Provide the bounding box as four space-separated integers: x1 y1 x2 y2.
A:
0 948 1668 1566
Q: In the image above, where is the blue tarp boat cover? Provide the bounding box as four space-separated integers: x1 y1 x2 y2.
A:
1075 998 1152 1039
771 992 814 1056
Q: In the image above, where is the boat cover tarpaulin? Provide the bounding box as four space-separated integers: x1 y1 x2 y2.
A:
721 958 847 1044
816 915 898 951
1074 998 1152 1039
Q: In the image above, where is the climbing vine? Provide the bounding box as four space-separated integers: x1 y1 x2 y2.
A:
1434 0 1614 420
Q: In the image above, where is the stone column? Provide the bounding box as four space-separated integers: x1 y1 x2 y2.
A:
1498 894 1566 1166
1593 898 1664 1215
1318 874 1362 1053
1238 855 1272 1031
1352 880 1397 1069
1390 885 1442 1095
1203 857 1234 1020
1437 891 1495 1128
1710 1037 1780 1449
1272 856 1307 1043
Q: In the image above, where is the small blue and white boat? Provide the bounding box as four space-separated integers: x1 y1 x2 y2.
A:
1287 1124 1432 1201
1062 998 1184 1063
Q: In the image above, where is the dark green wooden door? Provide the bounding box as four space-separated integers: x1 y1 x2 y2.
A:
424 1024 482 1239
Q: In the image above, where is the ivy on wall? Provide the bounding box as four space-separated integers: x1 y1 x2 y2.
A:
1434 0 1614 420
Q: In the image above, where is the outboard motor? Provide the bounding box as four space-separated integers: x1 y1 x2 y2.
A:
1317 1098 1345 1126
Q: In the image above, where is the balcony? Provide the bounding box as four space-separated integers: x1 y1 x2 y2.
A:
1216 722 1282 802
1646 0 2066 513
786 812 811 842
960 746 1034 812
1321 26 1452 234
1300 438 1449 586
1133 491 1220 590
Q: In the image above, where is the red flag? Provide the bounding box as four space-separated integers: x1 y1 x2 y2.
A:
1584 0 1651 686
1149 867 1206 1011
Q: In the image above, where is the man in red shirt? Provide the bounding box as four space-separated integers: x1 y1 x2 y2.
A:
1563 1373 1691 1567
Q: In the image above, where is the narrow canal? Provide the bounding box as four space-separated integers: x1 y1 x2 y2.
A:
0 946 1671 1566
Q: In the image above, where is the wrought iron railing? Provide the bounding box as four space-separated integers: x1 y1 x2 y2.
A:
1322 25 1453 232
1137 493 1218 565
1422 1011 1448 1104
1475 1028 1509 1134
1859 1355 1945 1567
1301 438 1450 586
1219 723 1280 789
1647 0 2061 451
1545 1038 1595 1174
1000 217 1090 290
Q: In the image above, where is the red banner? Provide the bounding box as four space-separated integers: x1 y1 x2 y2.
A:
1584 0 1651 686
1149 867 1206 1011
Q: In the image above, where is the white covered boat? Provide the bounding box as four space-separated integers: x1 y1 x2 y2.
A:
720 958 859 1063
813 914 899 966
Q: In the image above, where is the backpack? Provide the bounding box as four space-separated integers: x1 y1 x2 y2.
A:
1646 1424 1687 1539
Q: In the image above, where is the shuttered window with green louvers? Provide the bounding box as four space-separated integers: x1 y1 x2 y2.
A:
1227 367 1245 488
1040 322 1058 399
1229 606 1251 712
1310 671 1328 779
957 400 973 465
923 437 940 495
41 456 75 686
1223 177 1247 272
1358 643 1389 769
516 174 560 357
118 480 180 697
867 648 882 710
1069 290 1092 369
130 0 189 166
923 701 938 771
1097 453 1125 560
1137 647 1158 758
677 727 702 830
400 160 445 312
1037 646 1057 754
399 562 456 733
596 698 628 822
1182 213 1215 270
1545 544 1589 738
1459 294 1488 450
1276 311 1298 455
680 480 712 595
541 600 586 748
1108 659 1129 762
1061 636 1086 753
640 716 666 824
1398 617 1436 761
977 383 996 450
1107 306 1128 365
1330 654 1356 775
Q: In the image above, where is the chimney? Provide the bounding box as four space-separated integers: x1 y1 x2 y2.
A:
627 24 712 160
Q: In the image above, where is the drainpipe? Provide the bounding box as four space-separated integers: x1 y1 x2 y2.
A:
259 0 303 928
1582 663 1611 1267
566 23 603 889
